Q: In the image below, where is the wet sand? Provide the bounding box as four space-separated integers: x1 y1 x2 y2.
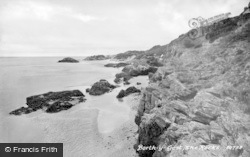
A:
0 57 148 157
1 75 147 157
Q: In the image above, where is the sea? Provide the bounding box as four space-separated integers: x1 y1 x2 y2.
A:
0 57 148 157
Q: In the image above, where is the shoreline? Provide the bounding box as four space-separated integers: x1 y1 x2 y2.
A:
2 59 148 157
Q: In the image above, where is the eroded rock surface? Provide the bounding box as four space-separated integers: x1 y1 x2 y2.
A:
88 79 117 96
10 90 85 115
104 62 129 68
117 86 141 98
134 12 250 157
115 64 157 84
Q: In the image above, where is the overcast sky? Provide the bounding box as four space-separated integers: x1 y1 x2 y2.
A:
0 0 248 56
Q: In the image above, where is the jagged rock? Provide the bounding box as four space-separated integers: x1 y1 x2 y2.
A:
146 56 164 67
46 101 73 113
9 107 37 115
114 65 158 83
116 86 141 98
84 55 109 61
136 114 171 157
114 50 145 60
104 62 129 68
134 10 250 157
88 79 117 95
58 57 79 63
10 90 85 115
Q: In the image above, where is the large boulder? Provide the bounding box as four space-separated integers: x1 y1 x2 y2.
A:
88 79 117 95
10 90 85 115
58 57 79 63
116 86 141 98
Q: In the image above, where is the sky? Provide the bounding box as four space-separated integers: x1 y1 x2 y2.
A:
0 0 249 57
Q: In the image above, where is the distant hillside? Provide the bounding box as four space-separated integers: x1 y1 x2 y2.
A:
114 50 145 60
84 55 110 61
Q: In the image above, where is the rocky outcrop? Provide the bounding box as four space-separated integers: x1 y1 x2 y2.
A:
134 11 250 157
104 62 129 68
241 2 250 15
84 55 110 61
114 50 145 60
116 86 141 98
58 57 79 63
88 79 117 95
10 90 85 115
114 65 158 84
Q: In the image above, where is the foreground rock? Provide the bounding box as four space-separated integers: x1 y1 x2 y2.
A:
117 86 141 98
58 57 79 63
134 12 250 157
104 62 129 68
87 79 117 96
84 55 110 61
10 90 85 115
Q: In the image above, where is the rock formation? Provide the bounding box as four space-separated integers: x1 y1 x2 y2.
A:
104 62 129 68
117 86 141 98
58 57 79 63
114 64 158 84
114 50 145 60
84 55 110 61
10 90 85 115
133 12 250 157
88 79 117 95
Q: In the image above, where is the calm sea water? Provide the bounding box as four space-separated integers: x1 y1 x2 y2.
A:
0 57 147 157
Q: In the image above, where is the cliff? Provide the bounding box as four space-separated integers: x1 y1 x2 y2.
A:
133 12 250 157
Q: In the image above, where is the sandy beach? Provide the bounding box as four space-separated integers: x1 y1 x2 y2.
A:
0 57 148 157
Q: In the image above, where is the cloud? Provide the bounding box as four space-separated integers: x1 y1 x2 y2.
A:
0 0 248 56
1 1 105 22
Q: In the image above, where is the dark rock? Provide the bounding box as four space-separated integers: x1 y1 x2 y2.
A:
114 72 132 83
136 117 170 157
86 88 90 93
104 62 129 68
89 79 117 95
114 66 157 83
84 55 109 61
46 102 73 113
124 80 130 85
10 90 85 115
58 57 79 63
117 90 126 98
114 77 121 84
9 107 36 115
26 90 84 109
137 82 142 85
116 86 141 98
